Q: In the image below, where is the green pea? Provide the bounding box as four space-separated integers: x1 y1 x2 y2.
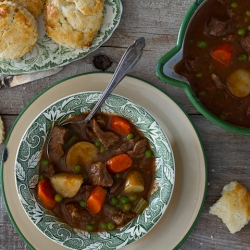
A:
79 200 86 207
100 146 105 153
199 91 206 96
126 133 134 140
238 54 248 61
86 224 94 231
121 196 129 204
238 28 246 36
123 203 132 211
82 171 88 179
145 149 152 158
74 164 82 173
41 159 49 166
107 222 115 230
54 194 63 202
129 194 138 201
246 10 250 16
110 197 119 205
198 41 207 48
101 222 108 229
196 73 202 78
231 2 238 8
39 174 45 180
95 141 101 147
220 114 226 120
115 173 121 179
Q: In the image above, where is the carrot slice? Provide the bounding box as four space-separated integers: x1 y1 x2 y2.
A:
110 116 131 134
211 43 233 66
87 186 107 214
106 154 132 173
37 178 57 209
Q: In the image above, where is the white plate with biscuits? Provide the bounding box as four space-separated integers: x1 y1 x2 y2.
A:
0 0 122 74
1 73 207 249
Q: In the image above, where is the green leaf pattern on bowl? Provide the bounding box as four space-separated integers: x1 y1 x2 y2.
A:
0 0 122 74
15 93 175 250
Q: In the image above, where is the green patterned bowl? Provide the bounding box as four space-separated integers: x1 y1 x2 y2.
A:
15 92 175 250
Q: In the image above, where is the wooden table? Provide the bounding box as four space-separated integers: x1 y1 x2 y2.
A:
1 0 250 249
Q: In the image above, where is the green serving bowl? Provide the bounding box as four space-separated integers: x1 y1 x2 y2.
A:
156 0 250 135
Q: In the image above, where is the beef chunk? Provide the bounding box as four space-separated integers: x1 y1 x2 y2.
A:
85 127 96 140
89 162 113 187
65 202 92 225
185 56 198 72
95 115 106 126
111 211 136 226
92 119 119 149
79 185 93 200
128 138 147 159
109 179 123 194
211 74 226 90
48 126 68 158
241 36 250 55
47 164 57 177
206 17 231 37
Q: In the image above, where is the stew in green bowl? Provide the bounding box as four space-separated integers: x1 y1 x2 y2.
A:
156 0 250 135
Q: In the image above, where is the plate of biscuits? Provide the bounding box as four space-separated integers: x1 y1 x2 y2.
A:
0 0 122 74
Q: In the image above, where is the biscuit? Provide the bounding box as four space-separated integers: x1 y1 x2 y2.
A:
44 0 103 48
0 0 44 18
0 116 5 144
0 2 38 59
209 181 250 233
66 0 104 15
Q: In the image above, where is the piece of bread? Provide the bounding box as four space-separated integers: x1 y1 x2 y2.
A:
44 0 103 48
0 0 44 18
209 181 250 234
65 0 104 15
0 2 38 59
0 116 5 144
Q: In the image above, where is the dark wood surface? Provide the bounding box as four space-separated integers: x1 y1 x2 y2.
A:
1 0 250 249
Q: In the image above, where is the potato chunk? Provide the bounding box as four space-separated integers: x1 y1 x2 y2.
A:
124 170 144 194
227 69 250 98
66 141 98 170
50 173 84 198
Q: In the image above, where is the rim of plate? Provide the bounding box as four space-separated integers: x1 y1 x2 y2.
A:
0 72 207 250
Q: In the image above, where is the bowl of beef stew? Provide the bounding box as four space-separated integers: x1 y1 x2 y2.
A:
15 91 175 249
156 0 250 134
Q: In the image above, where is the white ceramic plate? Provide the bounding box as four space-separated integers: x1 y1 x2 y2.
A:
0 0 122 74
1 73 207 250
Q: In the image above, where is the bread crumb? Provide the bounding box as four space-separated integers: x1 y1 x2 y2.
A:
209 181 250 234
0 116 5 143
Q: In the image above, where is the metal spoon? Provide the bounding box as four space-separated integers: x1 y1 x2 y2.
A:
46 38 145 158
59 37 145 126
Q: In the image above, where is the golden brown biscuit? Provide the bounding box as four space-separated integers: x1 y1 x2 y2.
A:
209 181 250 234
66 0 104 15
44 0 103 48
0 0 44 18
0 2 38 59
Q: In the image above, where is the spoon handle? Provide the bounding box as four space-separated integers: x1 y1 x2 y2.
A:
84 37 146 123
